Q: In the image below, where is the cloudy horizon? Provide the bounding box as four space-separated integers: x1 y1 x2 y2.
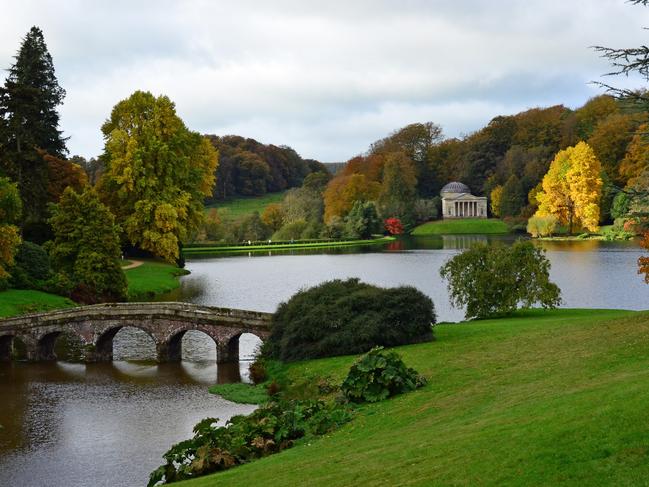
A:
1 0 647 162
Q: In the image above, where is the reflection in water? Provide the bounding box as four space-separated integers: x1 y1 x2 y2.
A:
0 334 259 487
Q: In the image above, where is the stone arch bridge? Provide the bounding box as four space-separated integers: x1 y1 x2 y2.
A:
0 302 272 363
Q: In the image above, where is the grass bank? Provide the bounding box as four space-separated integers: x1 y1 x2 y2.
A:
125 260 190 301
183 236 395 256
0 289 77 318
412 218 509 235
206 192 286 220
180 308 649 487
208 383 268 404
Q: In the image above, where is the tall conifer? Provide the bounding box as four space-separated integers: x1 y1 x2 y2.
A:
0 26 67 233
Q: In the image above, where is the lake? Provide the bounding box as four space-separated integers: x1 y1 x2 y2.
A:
1 235 647 486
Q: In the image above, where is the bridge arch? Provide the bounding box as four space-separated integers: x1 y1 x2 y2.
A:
92 324 160 362
220 331 265 364
163 329 219 362
0 334 14 361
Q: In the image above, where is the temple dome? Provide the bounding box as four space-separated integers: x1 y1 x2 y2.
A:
441 181 470 195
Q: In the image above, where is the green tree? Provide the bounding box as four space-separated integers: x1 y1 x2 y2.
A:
0 177 22 280
440 241 561 320
500 175 525 217
48 188 126 303
282 187 323 224
98 91 218 262
377 152 417 225
272 219 308 241
0 26 67 232
344 201 381 239
237 211 271 241
370 122 443 196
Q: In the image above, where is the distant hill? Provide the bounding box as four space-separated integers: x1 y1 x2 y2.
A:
205 135 328 202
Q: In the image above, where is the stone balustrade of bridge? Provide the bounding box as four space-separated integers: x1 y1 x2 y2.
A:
0 302 273 363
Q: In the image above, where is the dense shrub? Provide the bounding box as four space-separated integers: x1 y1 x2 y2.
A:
341 347 426 403
148 399 351 486
9 241 51 289
265 278 435 361
440 240 561 319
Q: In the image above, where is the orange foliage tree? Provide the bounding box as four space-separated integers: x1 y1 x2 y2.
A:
40 150 89 202
619 123 649 187
323 174 380 224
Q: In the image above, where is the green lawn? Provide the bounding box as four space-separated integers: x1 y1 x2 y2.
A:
179 308 649 487
412 218 509 235
0 289 76 318
206 192 286 220
125 260 189 301
183 236 395 256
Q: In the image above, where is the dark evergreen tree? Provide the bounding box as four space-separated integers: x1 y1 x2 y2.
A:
0 26 67 236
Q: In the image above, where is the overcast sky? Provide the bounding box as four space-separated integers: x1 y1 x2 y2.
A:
1 0 648 162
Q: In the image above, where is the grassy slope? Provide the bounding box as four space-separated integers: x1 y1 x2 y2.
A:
412 218 509 235
206 192 286 220
180 308 649 487
0 289 76 318
125 261 189 301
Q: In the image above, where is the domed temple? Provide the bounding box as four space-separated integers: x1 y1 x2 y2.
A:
440 182 488 219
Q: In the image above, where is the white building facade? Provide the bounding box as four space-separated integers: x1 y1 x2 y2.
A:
440 182 488 219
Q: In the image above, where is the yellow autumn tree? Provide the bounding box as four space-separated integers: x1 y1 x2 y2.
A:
535 142 602 233
490 185 503 217
98 91 218 262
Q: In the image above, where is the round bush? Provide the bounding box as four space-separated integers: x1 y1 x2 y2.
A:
265 278 435 362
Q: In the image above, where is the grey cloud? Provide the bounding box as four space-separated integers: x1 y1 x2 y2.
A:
2 0 648 160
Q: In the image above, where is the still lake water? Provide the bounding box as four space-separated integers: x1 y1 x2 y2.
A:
1 235 647 486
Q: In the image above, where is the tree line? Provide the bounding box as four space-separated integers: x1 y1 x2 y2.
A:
321 98 648 233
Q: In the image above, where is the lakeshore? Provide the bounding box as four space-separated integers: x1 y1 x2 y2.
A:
180 308 649 487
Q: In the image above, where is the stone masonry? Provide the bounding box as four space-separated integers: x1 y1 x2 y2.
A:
0 302 272 364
